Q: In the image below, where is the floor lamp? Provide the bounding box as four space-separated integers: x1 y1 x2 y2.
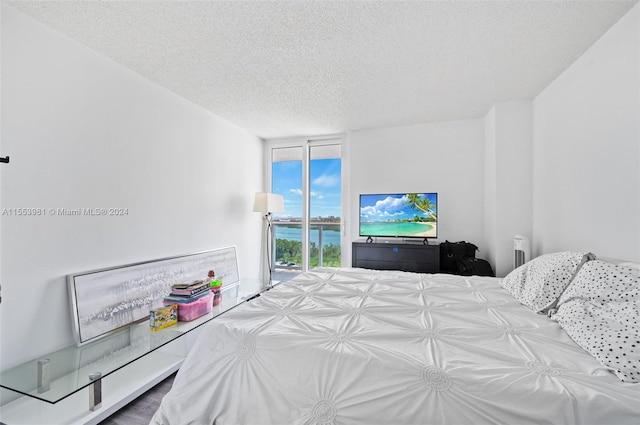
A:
253 193 284 288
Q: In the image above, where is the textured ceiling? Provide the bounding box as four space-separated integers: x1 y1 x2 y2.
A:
4 0 638 139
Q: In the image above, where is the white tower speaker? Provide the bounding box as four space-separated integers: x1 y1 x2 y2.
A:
514 235 530 268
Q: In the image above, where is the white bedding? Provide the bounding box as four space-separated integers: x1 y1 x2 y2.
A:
151 268 640 424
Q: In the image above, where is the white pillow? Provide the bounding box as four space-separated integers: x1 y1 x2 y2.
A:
597 256 640 271
501 251 593 313
552 260 640 383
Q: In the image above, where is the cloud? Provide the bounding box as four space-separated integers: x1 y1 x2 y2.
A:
290 188 324 199
360 195 409 220
312 173 340 188
375 195 407 212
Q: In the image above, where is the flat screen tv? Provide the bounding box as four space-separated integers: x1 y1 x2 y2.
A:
359 193 438 239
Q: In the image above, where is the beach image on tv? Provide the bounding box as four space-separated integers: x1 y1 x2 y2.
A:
360 193 437 238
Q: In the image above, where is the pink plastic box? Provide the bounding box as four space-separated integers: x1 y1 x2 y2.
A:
164 291 213 322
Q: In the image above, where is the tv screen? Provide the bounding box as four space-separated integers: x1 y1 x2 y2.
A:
359 193 438 239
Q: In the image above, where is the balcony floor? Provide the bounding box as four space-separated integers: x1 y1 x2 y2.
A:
273 268 302 282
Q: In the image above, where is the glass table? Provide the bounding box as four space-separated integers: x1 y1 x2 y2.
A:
0 280 263 407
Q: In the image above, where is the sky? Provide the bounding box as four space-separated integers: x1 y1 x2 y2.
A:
272 158 342 219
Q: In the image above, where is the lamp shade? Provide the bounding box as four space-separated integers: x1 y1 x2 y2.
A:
253 192 285 213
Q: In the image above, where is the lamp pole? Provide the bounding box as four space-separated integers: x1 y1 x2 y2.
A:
266 211 274 288
253 192 284 289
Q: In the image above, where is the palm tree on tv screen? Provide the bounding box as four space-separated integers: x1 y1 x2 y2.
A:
404 194 437 221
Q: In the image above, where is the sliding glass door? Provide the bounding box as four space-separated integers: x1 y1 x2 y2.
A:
270 139 342 281
271 146 304 281
308 144 342 268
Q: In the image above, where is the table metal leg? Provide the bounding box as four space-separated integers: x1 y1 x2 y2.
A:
89 372 102 411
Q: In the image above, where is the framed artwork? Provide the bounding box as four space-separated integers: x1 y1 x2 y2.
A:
67 246 239 346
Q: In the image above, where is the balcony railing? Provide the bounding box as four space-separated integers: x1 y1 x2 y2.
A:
271 222 341 278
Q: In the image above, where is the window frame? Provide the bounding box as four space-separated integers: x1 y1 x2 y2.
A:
266 135 345 273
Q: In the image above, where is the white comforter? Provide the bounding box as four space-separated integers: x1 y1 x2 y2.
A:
152 268 640 425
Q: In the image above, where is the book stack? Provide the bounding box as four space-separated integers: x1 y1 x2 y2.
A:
164 279 211 304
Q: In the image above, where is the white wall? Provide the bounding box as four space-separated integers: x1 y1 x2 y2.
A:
349 119 486 265
532 4 640 260
0 3 264 396
484 107 497 272
484 102 533 277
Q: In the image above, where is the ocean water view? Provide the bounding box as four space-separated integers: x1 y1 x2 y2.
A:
274 224 341 246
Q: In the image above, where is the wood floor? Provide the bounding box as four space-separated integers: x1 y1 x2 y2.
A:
98 372 176 425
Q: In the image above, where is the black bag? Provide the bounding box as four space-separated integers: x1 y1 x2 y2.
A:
455 257 495 277
440 241 478 273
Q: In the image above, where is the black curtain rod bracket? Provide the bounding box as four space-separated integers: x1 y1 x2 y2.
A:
0 156 9 164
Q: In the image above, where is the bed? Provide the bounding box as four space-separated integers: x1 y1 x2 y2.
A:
151 253 639 424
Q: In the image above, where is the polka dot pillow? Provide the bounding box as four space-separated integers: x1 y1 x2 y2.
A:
552 260 639 383
501 251 594 313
